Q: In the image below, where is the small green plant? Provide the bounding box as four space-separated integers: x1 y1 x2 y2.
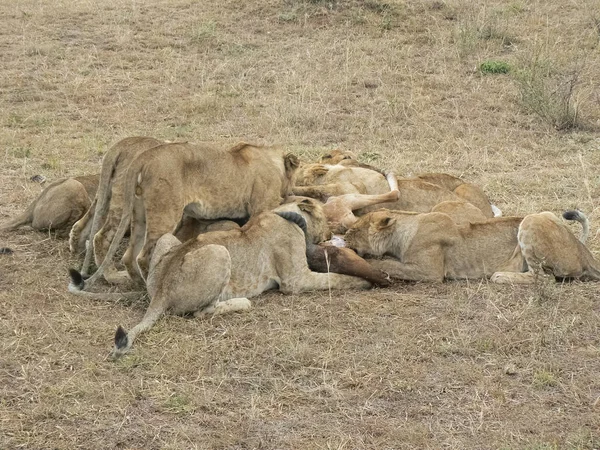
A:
360 151 381 163
532 369 558 389
11 146 31 158
191 20 217 43
480 60 511 74
42 156 61 170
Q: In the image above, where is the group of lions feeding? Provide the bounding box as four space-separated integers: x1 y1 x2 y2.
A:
2 137 599 356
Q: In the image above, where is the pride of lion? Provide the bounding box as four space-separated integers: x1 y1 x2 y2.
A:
2 136 598 356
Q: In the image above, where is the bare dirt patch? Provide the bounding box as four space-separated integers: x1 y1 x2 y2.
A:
1 0 599 448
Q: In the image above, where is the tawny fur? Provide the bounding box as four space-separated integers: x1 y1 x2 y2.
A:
413 173 495 218
80 141 299 290
1 174 99 233
344 209 525 282
69 137 166 281
430 200 488 225
103 212 372 356
491 211 600 284
292 163 495 219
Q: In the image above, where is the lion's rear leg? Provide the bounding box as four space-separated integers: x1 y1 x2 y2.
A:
120 197 146 284
194 298 252 318
69 199 96 253
136 205 182 281
338 190 400 212
113 244 233 356
92 211 132 283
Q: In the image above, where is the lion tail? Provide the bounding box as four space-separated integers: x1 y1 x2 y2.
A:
275 211 313 250
562 210 589 243
70 157 143 291
68 268 145 300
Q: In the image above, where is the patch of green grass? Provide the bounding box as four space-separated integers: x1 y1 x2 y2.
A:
480 60 511 74
10 146 32 158
162 393 196 416
360 151 381 163
532 369 558 389
191 20 217 44
42 156 61 170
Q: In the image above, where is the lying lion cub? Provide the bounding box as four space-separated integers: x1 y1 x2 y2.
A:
344 209 525 282
72 211 372 356
1 174 99 234
293 163 396 199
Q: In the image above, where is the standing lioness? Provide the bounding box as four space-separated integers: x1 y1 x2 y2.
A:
69 136 165 279
77 141 299 290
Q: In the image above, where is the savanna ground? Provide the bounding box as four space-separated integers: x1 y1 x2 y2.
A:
1 0 600 448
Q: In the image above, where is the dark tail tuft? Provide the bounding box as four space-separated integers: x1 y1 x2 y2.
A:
0 247 14 255
68 268 85 290
562 210 583 221
276 211 308 236
114 326 128 349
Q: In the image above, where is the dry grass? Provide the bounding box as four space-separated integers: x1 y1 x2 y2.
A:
1 0 600 448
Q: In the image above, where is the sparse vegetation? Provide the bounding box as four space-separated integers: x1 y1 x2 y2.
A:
1 0 599 448
514 53 588 130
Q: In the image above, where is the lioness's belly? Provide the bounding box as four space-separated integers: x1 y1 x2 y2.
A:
184 201 248 220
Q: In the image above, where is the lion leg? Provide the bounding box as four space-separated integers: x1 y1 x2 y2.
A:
490 271 535 284
69 198 96 253
194 298 252 318
92 212 131 283
0 204 34 231
366 257 445 282
135 204 183 281
280 268 372 294
293 184 359 201
113 244 233 356
122 200 147 285
338 190 400 212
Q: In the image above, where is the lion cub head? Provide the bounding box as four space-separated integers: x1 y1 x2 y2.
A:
344 210 398 257
277 196 331 243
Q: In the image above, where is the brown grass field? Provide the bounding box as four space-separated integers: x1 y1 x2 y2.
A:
1 0 600 448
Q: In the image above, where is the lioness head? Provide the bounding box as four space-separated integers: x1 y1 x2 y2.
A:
344 210 397 257
277 196 331 243
319 149 357 165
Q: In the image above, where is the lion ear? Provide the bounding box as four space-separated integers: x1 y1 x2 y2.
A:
298 199 315 213
309 165 329 177
375 216 396 230
284 153 300 173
